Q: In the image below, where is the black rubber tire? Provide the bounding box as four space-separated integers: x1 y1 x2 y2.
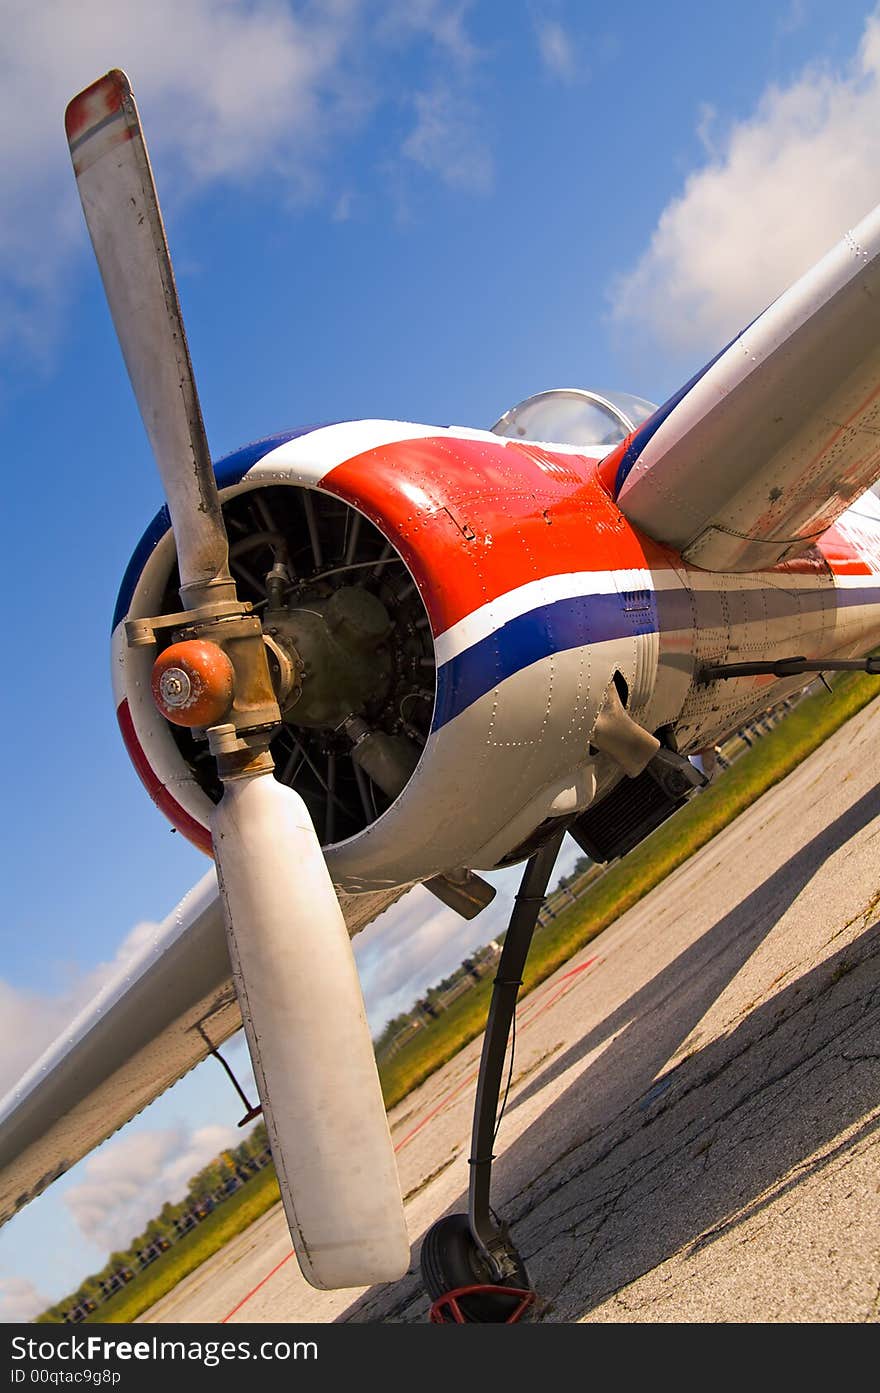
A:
420 1213 530 1323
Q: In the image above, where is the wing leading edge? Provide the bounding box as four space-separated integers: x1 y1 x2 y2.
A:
0 877 408 1228
604 201 880 571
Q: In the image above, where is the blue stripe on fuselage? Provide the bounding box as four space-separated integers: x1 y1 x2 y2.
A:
431 581 880 730
432 589 659 729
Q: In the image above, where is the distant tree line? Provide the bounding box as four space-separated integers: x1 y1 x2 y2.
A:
37 1121 270 1323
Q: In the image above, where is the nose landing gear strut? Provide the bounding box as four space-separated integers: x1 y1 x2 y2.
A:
420 833 564 1323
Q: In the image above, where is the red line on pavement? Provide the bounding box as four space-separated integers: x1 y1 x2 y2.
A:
514 958 596 1024
220 954 602 1321
391 957 599 1154
393 1063 482 1153
515 958 602 1031
221 1251 295 1324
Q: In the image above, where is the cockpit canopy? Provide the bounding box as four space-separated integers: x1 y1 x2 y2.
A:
490 388 657 448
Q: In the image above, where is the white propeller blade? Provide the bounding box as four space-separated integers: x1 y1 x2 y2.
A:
66 69 409 1288
66 69 231 606
213 777 409 1287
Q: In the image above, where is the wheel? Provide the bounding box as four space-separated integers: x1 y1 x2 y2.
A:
420 1213 531 1323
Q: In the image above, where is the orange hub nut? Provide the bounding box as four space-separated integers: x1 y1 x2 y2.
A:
151 640 235 728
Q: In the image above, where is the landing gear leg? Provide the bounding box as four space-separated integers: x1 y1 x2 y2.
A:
421 832 564 1322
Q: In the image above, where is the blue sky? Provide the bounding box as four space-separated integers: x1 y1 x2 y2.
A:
2 0 879 1320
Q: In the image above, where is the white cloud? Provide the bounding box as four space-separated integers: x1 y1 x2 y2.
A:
402 84 493 190
379 0 478 65
0 1275 49 1322
356 889 478 1030
778 0 808 36
535 19 576 81
0 920 160 1101
0 0 367 356
0 0 493 358
380 1 490 195
610 8 880 362
3 0 362 188
332 189 356 222
64 1122 238 1253
695 102 719 159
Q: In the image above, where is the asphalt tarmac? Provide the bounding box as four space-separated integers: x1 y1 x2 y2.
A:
141 696 880 1323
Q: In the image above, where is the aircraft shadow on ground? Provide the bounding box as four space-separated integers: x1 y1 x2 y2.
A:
340 783 880 1322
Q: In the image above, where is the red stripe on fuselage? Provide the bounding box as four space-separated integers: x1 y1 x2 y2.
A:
321 436 649 636
116 699 213 855
818 523 874 576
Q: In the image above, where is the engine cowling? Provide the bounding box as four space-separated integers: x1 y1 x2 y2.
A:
112 421 650 890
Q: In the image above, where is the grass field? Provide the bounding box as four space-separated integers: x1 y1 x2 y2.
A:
67 671 880 1322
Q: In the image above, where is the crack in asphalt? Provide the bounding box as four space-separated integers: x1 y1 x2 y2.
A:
491 919 880 1317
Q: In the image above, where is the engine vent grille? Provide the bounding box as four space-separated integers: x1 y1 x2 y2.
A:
570 767 688 863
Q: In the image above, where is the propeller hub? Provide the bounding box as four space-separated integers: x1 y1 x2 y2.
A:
158 667 192 706
152 639 235 728
266 585 394 730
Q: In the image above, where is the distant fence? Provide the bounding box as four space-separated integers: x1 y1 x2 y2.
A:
59 1148 273 1323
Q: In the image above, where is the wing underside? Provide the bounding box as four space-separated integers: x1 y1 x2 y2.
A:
0 876 408 1226
606 203 880 571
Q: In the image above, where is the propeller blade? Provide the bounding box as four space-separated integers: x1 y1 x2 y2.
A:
66 70 409 1289
211 775 410 1287
65 70 233 607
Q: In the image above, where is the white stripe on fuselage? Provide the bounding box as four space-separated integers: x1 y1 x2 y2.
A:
434 569 653 666
432 562 861 662
433 558 880 668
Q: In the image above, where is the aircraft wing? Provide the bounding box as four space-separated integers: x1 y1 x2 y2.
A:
604 202 880 571
0 875 409 1226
